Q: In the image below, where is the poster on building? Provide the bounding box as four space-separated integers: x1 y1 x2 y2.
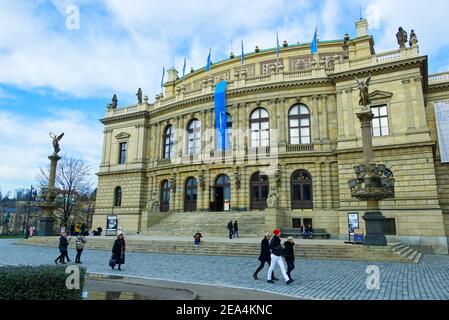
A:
106 215 118 236
348 213 359 236
435 102 449 163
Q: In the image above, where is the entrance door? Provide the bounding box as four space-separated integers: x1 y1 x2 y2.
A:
250 172 269 210
214 175 231 212
184 177 197 212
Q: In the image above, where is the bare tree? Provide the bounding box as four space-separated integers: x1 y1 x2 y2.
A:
38 156 93 226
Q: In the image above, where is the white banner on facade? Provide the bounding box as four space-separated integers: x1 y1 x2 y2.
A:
435 102 449 163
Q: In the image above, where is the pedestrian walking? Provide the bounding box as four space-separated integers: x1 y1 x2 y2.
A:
111 233 126 270
193 231 202 246
267 229 293 285
253 233 278 281
227 220 233 239
75 223 81 236
70 224 75 236
283 236 295 281
75 233 87 264
64 234 72 262
54 232 69 264
233 220 239 239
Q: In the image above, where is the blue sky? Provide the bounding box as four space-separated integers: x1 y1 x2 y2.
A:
1 0 449 195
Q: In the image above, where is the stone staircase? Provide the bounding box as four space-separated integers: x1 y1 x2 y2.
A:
16 237 422 264
144 211 267 237
390 243 423 263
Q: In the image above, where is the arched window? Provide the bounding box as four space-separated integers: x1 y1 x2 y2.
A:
250 108 270 148
160 180 171 212
187 119 201 155
163 125 174 159
250 172 269 210
291 170 312 209
184 177 198 212
114 187 122 207
226 113 233 149
215 113 233 150
289 104 311 145
213 174 231 211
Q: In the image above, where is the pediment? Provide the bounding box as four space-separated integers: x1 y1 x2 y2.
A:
115 132 131 139
369 90 393 100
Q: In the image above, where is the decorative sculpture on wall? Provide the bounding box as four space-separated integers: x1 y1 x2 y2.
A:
355 74 372 107
267 189 279 209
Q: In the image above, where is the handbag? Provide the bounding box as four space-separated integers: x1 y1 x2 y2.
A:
109 255 116 267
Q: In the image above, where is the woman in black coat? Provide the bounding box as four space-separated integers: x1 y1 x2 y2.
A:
111 233 126 270
252 233 278 280
283 237 295 281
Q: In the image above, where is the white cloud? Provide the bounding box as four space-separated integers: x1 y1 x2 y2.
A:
0 109 102 193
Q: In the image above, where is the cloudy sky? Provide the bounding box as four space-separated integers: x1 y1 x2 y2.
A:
1 0 449 195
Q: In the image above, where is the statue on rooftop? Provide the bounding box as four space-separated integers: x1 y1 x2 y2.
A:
409 29 418 47
396 27 408 49
355 75 372 107
136 88 143 104
111 94 118 109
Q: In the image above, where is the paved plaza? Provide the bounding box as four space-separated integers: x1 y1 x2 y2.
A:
1 239 449 300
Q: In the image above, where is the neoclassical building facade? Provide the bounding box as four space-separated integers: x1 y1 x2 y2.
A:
93 20 449 254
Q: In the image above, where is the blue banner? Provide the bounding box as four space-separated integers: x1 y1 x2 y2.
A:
214 81 228 151
311 27 318 54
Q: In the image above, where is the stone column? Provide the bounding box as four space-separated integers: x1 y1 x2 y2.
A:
241 166 248 211
345 88 356 138
321 95 329 141
101 129 109 165
325 162 333 209
314 162 323 209
403 79 416 131
280 98 287 146
107 129 113 164
169 174 176 212
356 110 375 164
38 154 61 236
311 96 321 143
413 77 428 129
336 91 345 139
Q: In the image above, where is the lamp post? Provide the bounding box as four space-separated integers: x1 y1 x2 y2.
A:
348 76 395 246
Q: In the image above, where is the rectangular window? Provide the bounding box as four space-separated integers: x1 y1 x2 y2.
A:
371 105 389 137
385 218 397 235
292 218 302 228
118 142 127 164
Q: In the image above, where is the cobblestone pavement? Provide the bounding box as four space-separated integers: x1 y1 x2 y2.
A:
1 239 449 300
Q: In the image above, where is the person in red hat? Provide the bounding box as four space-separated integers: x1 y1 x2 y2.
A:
267 229 294 285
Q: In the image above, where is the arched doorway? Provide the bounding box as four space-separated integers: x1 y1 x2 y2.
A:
160 180 170 212
291 170 313 209
212 174 231 211
250 172 269 210
184 177 197 212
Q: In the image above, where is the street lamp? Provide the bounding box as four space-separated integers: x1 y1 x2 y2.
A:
24 185 36 239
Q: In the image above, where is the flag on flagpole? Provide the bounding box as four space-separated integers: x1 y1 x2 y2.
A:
161 66 165 89
311 26 318 54
182 58 186 81
241 40 244 65
276 32 280 59
206 48 211 71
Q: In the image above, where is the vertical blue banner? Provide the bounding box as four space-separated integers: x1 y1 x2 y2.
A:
214 81 228 151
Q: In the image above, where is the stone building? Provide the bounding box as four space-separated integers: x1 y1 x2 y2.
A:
93 20 449 254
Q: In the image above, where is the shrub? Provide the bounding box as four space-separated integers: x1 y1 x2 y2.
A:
0 265 86 300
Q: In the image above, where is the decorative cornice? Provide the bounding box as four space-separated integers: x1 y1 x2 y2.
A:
100 111 150 125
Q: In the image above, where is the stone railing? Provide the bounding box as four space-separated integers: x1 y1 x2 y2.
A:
429 72 449 83
247 146 271 156
349 48 413 68
286 144 315 153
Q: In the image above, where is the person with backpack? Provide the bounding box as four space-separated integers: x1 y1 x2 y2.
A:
75 233 87 264
233 221 239 239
